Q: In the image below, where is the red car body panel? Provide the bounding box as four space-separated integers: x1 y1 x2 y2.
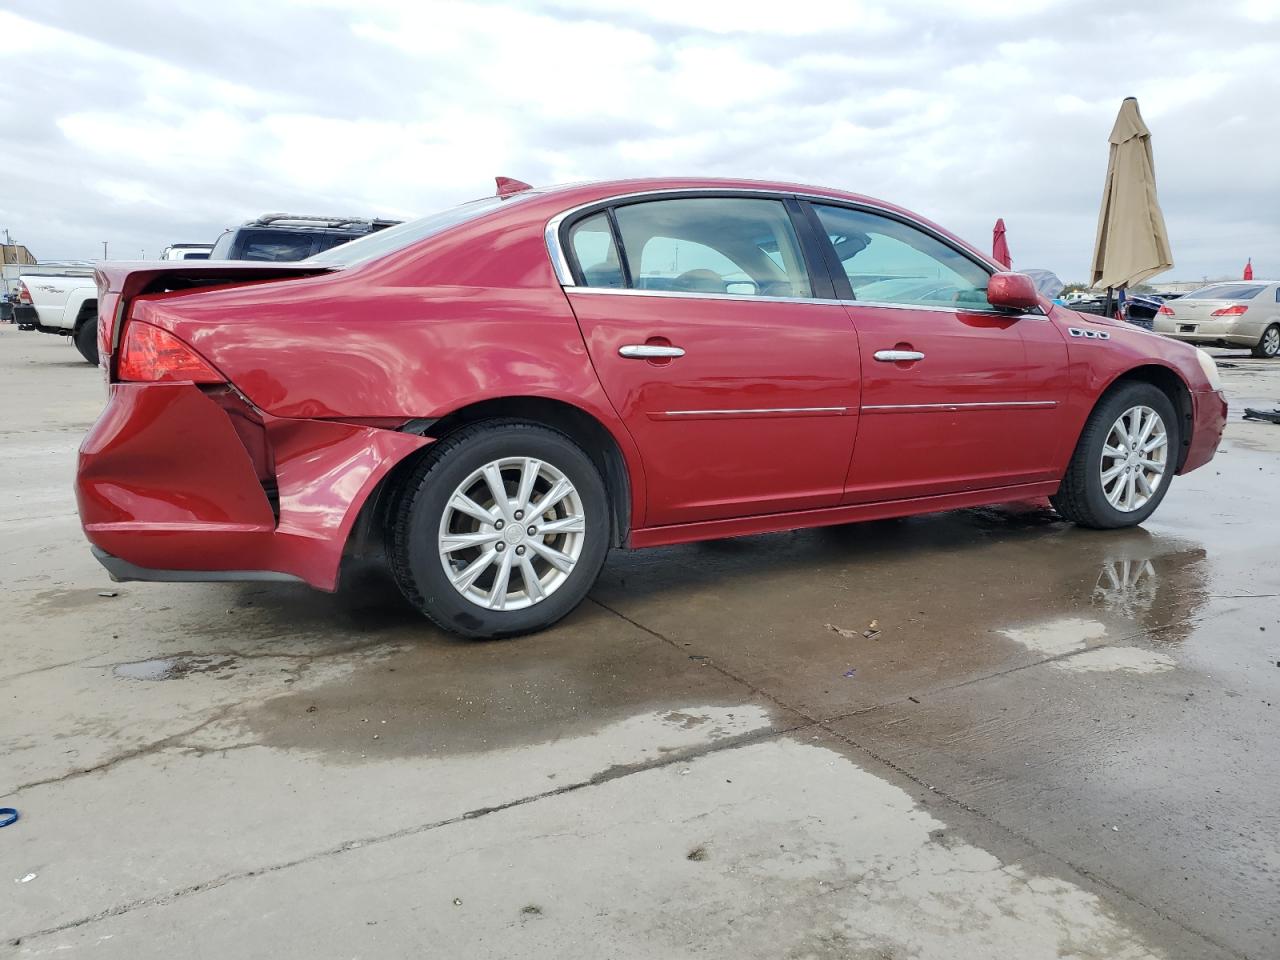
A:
77 177 1227 591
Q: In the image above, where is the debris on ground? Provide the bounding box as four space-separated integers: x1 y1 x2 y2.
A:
826 620 881 640
686 846 709 861
97 590 118 598
1242 407 1280 424
0 808 18 828
842 668 857 678
17 873 36 883
452 898 463 906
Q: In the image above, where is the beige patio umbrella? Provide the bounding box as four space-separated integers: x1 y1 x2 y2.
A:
1090 97 1173 292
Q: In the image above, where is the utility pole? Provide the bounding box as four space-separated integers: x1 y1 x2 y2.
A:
102 241 108 260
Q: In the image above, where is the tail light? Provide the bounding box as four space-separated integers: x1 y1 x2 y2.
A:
116 320 224 383
16 281 31 304
1157 305 1175 316
1210 304 1247 318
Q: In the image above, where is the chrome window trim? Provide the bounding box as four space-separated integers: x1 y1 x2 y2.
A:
544 186 1006 288
560 284 1034 318
546 189 1044 317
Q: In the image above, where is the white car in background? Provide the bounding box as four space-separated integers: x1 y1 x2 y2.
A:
1154 281 1280 358
13 264 99 364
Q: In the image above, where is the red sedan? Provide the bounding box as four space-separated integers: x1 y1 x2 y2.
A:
78 178 1227 638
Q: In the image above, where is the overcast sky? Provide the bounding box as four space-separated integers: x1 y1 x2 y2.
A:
1 0 1275 282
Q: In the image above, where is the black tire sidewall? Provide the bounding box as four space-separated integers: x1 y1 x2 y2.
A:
399 425 610 638
75 318 99 365
1077 384 1179 527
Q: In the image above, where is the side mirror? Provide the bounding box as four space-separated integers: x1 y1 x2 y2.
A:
986 272 1040 312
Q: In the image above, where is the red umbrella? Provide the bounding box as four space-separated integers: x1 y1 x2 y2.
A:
992 218 1012 268
1244 258 1253 280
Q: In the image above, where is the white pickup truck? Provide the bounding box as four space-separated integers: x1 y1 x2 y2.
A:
14 264 99 364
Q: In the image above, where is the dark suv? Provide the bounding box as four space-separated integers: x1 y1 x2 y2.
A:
208 214 402 261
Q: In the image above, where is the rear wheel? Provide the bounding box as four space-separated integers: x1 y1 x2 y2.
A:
1253 324 1280 359
1051 382 1178 529
74 315 99 365
388 420 610 639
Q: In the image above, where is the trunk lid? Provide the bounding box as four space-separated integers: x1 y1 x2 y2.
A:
95 261 334 375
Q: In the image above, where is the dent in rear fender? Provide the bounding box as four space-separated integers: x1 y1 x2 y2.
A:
77 383 430 590
78 383 276 528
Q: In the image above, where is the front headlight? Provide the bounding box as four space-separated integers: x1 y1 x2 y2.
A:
1195 348 1223 391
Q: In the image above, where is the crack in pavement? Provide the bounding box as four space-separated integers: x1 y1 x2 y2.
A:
0 706 237 800
7 720 798 948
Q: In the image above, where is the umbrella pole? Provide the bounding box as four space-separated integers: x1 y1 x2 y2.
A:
1103 286 1113 317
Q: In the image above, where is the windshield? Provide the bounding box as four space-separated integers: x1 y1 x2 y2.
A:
306 195 521 267
1183 283 1265 300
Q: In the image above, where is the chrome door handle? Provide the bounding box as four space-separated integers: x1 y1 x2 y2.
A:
874 349 925 362
619 344 685 359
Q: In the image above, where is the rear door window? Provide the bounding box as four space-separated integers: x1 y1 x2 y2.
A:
607 197 813 298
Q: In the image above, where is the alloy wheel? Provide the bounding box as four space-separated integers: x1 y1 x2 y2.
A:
1099 405 1168 513
437 457 587 611
1263 326 1280 358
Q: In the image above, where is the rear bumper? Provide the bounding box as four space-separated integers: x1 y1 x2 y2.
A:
1181 388 1228 475
77 382 429 590
92 546 304 585
1153 318 1258 347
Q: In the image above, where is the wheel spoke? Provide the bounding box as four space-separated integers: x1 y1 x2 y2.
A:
451 549 497 592
1140 457 1164 471
1125 470 1137 509
1105 473 1125 505
1142 435 1167 454
1135 471 1154 497
529 539 575 573
1101 462 1127 484
482 464 512 520
487 549 515 610
450 492 496 525
515 458 542 513
533 477 574 517
440 530 501 553
1103 443 1126 460
518 554 545 602
536 514 586 536
1135 409 1157 447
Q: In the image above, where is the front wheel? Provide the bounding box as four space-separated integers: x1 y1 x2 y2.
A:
74 316 99 365
388 420 610 639
1051 382 1179 529
1253 324 1280 359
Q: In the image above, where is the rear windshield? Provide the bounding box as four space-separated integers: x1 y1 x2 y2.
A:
1183 283 1265 300
306 195 524 267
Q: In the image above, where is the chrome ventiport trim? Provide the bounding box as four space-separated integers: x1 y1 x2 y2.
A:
1068 327 1111 340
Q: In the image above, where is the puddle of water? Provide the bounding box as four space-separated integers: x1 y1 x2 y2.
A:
113 655 237 681
1001 617 1109 658
1054 647 1176 674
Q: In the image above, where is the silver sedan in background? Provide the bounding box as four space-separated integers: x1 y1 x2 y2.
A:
1154 281 1280 357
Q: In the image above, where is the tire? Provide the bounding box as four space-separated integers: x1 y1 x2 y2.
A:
1253 324 1280 359
388 420 610 639
74 316 99 365
1050 381 1179 529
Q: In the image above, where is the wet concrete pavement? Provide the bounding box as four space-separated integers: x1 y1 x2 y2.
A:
1 326 1277 959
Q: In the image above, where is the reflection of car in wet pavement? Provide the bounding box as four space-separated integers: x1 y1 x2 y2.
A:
77 178 1229 639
